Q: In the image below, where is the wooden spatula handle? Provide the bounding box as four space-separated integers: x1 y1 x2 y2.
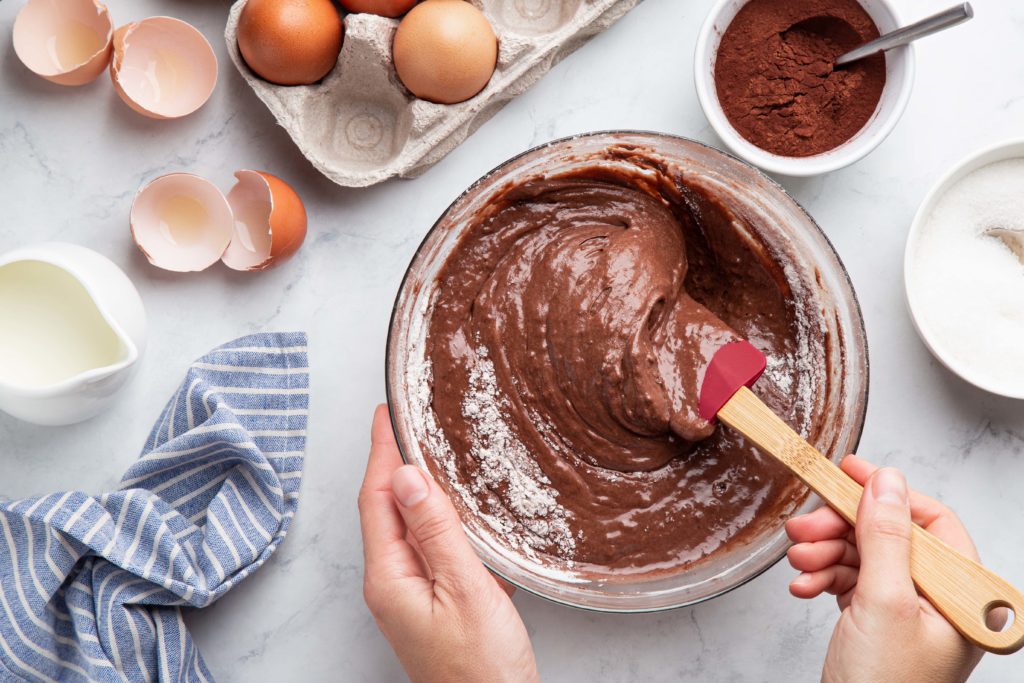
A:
719 386 1024 654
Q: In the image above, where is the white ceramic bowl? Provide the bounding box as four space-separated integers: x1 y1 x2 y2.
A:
904 139 1024 400
694 0 915 176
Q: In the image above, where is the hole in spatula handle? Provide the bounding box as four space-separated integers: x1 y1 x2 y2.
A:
985 600 1016 633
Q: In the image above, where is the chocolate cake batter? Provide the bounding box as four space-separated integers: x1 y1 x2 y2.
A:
715 0 886 157
422 148 819 575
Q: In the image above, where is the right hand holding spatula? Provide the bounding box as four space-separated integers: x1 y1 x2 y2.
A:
786 454 1002 683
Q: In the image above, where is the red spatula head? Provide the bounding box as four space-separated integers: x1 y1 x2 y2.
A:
699 341 767 422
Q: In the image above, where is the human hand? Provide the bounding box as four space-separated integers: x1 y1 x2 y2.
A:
359 404 539 683
786 454 999 683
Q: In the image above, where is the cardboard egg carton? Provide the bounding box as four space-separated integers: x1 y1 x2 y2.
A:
225 0 643 188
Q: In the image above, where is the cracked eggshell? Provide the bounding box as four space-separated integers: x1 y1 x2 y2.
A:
110 17 217 119
222 171 308 271
13 0 114 86
131 173 234 272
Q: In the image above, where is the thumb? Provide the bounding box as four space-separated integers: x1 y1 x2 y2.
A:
854 467 918 615
390 465 489 591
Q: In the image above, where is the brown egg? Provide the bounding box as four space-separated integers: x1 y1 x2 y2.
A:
393 0 497 104
238 0 343 86
340 0 418 17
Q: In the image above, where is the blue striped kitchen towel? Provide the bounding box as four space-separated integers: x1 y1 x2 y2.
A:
0 332 309 682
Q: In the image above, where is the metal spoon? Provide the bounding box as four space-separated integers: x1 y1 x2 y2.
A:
987 228 1024 265
835 2 974 67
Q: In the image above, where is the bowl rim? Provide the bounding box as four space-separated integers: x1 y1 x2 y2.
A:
692 0 916 177
385 130 871 612
903 137 1024 401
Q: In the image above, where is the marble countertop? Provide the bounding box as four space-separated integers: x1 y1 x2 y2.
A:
2 0 1023 680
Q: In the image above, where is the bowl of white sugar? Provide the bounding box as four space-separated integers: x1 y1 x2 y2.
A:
905 139 1024 399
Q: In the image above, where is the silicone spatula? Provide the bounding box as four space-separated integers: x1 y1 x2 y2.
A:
699 341 1024 655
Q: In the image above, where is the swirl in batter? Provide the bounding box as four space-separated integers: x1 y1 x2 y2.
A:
424 153 818 575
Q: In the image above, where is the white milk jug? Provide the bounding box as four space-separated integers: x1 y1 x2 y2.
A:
0 243 146 425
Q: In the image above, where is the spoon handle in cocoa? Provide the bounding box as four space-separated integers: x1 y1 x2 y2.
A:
835 2 973 66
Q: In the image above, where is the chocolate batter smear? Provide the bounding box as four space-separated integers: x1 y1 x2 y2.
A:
420 148 821 576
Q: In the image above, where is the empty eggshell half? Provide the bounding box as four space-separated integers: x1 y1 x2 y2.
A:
222 171 308 271
131 171 307 273
110 17 218 119
131 173 234 272
13 0 114 86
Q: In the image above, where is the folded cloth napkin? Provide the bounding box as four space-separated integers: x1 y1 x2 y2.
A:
0 332 309 682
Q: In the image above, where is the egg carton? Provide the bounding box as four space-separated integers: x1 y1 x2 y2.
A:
224 0 644 188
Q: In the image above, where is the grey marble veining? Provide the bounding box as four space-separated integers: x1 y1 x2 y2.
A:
1 0 1022 681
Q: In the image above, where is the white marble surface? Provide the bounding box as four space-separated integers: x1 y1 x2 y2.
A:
2 0 1023 680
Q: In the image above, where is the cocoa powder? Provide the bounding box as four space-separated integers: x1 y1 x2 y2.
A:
714 0 886 157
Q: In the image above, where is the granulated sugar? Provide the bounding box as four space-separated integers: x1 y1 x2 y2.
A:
908 158 1024 390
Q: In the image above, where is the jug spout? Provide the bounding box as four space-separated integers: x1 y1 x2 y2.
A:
0 243 146 426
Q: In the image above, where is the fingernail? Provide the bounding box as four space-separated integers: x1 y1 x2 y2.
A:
871 468 907 506
792 573 813 587
392 466 429 507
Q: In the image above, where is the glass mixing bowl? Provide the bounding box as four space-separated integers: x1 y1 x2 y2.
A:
386 132 868 612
